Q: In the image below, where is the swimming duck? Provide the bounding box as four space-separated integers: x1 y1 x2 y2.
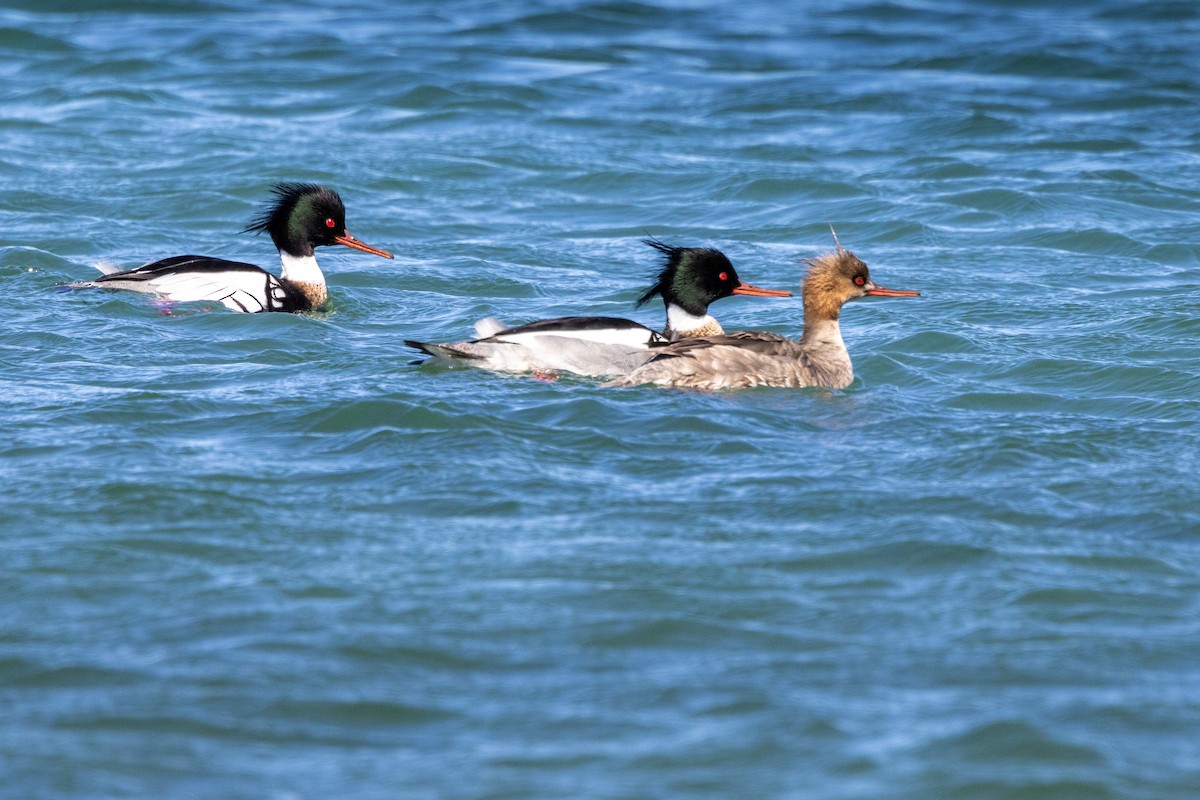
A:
405 239 791 377
606 239 919 390
83 183 392 312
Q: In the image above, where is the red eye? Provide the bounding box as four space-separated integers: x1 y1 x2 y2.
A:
325 218 336 228
718 271 728 281
854 276 865 286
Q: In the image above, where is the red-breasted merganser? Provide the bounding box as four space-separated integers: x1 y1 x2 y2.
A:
606 239 919 390
405 239 791 377
83 183 393 312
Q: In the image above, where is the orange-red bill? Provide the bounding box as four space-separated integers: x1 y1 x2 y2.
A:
864 284 920 297
732 281 792 298
336 232 394 259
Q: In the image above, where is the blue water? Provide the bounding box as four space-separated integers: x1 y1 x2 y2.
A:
3 1 1200 797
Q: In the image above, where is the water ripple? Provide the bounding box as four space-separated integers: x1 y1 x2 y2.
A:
4 0 1200 798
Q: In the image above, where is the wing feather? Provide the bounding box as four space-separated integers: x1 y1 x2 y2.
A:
490 316 665 348
647 331 795 359
92 256 283 312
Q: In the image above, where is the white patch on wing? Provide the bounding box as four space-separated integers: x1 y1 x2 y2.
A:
125 270 277 312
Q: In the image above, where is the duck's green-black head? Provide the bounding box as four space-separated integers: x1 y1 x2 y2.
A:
245 183 392 260
636 238 790 315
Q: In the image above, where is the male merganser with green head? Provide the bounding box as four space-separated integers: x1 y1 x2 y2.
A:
406 239 791 377
85 182 392 312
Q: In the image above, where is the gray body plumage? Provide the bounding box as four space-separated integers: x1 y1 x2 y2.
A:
408 316 667 377
406 240 790 378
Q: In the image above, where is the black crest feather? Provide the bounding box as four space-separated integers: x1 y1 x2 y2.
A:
242 182 337 235
635 237 684 308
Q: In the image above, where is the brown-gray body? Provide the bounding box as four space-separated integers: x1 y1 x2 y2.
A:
606 319 853 390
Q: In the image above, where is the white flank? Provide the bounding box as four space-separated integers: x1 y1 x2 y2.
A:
92 261 123 275
455 335 653 377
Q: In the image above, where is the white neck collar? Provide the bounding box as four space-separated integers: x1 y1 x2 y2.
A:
664 303 721 339
279 252 325 285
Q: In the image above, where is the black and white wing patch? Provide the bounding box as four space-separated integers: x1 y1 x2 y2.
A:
488 316 666 348
93 255 292 312
643 330 796 362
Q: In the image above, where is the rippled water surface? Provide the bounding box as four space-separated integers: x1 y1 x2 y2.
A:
3 1 1200 797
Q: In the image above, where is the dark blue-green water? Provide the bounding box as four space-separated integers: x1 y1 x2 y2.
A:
3 1 1200 797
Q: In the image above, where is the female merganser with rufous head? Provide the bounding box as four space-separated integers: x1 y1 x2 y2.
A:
405 239 791 378
606 234 919 390
82 183 392 312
